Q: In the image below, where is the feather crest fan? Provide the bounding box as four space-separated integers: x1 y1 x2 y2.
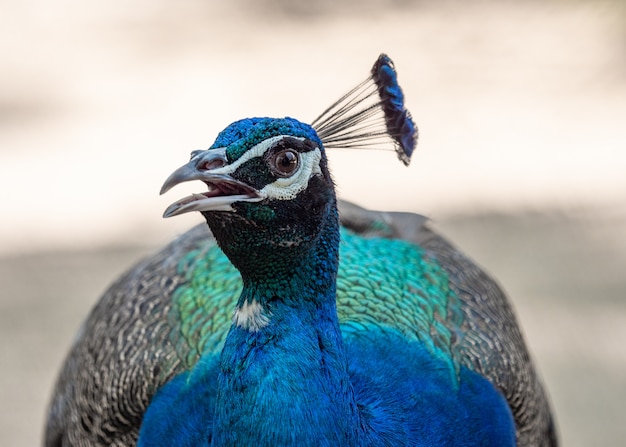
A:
311 54 417 166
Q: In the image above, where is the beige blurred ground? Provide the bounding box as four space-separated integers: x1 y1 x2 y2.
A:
1 0 625 445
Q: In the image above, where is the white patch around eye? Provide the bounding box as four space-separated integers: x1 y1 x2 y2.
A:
258 148 322 201
207 135 297 176
233 299 270 332
204 135 323 202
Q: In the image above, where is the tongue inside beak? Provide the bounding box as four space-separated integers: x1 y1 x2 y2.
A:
162 179 262 218
161 148 264 218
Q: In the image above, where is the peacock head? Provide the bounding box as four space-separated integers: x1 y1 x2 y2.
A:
160 117 336 275
160 54 417 276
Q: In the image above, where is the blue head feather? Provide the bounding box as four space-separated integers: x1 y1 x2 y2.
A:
211 117 323 162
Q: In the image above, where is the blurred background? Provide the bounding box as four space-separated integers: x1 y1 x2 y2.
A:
1 0 625 445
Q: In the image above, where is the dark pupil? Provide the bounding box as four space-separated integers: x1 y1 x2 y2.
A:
275 150 298 174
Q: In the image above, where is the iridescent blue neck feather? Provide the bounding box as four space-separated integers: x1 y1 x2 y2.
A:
191 117 361 445
212 203 364 446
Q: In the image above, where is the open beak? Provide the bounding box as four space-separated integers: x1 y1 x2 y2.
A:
160 148 262 218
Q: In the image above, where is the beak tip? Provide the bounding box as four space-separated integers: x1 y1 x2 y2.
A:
162 206 176 218
160 177 176 196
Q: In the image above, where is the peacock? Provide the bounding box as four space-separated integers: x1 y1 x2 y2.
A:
45 54 557 446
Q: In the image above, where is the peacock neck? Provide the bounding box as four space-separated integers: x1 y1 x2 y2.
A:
211 205 362 446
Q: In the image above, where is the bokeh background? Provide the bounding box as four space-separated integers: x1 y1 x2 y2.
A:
2 0 626 445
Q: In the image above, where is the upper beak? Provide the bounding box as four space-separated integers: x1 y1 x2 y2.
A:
160 148 262 218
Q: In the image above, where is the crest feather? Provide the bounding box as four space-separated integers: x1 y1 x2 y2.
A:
311 54 417 166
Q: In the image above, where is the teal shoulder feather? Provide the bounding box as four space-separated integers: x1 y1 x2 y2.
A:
169 227 465 379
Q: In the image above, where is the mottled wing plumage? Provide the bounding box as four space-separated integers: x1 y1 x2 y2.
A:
46 200 556 446
45 226 214 446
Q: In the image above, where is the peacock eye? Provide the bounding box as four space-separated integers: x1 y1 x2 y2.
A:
270 149 299 177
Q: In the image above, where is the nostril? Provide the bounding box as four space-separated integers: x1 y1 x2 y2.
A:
193 148 228 171
199 159 226 171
